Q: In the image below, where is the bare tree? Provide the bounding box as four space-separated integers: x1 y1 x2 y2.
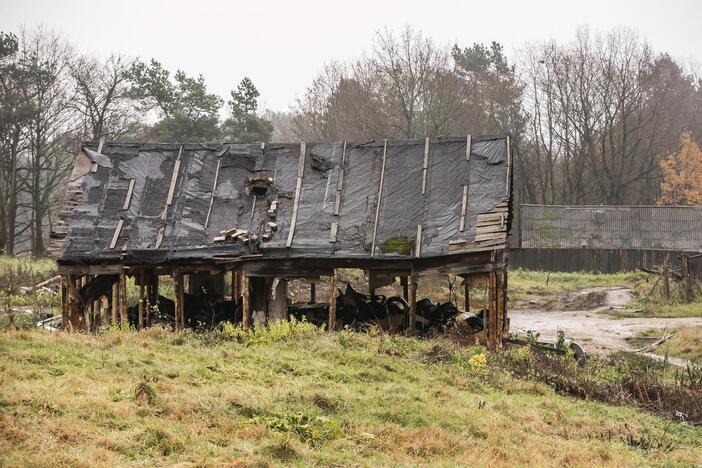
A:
70 53 139 141
18 26 77 256
520 27 699 205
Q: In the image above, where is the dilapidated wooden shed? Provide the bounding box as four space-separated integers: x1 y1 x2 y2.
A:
50 135 513 348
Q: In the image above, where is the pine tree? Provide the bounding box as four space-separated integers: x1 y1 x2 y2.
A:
221 77 273 143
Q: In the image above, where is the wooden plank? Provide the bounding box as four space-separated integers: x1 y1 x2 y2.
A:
327 269 337 332
286 142 306 247
109 219 124 249
421 137 429 194
474 233 508 242
122 179 135 210
370 139 388 258
330 221 338 242
334 140 346 216
465 135 472 161
415 224 423 258
475 224 507 235
477 212 508 223
459 184 468 232
165 145 184 206
204 159 221 228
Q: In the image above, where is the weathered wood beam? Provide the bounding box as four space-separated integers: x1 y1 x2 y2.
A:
328 269 337 332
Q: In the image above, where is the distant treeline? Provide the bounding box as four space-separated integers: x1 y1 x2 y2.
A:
1 25 701 256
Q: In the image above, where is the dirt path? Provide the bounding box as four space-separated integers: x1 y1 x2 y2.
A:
510 286 702 364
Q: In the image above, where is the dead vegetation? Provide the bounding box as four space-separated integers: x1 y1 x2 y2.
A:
1 328 700 466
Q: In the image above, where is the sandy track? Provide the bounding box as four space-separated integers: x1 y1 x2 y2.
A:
510 287 702 363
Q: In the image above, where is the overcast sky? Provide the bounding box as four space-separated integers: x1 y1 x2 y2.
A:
1 0 700 111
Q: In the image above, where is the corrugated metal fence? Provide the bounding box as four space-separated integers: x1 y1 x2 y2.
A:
520 205 702 251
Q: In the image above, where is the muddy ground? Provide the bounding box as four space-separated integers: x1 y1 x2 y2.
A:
510 286 702 365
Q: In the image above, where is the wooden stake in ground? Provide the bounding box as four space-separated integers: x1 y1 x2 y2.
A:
663 254 671 301
682 255 692 303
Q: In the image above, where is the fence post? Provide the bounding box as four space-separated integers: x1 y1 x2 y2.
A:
683 255 692 303
662 254 671 301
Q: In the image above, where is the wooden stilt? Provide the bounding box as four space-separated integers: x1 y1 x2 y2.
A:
111 280 119 324
328 270 337 332
61 275 69 328
119 270 128 325
401 276 409 301
66 275 82 331
496 270 506 347
242 274 251 329
174 270 185 329
464 278 470 313
310 282 316 304
408 273 417 335
487 271 498 350
138 268 145 329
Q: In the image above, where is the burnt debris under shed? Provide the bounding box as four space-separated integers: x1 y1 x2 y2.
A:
50 135 513 349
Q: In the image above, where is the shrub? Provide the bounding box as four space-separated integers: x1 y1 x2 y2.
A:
220 316 323 345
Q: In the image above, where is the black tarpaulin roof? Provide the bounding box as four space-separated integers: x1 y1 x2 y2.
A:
50 135 511 265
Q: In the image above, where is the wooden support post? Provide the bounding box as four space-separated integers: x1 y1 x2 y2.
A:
401 276 409 301
174 270 185 329
496 270 507 346
111 280 119 324
662 254 671 301
138 268 145 329
66 275 82 331
242 274 251 329
683 255 692 303
119 270 128 325
464 278 470 313
81 276 90 331
231 270 239 300
61 275 69 327
328 270 337 332
408 273 417 335
487 271 498 350
102 293 109 326
310 282 316 304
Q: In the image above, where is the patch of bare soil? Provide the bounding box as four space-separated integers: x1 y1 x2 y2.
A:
510 287 702 364
534 290 607 311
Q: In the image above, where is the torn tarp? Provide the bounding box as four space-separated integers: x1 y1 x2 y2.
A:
50 135 511 265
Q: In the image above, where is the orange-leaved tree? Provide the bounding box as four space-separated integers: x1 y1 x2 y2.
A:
658 131 702 206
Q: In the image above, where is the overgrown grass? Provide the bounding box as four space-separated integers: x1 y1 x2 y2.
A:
629 328 702 364
0 328 700 466
508 268 647 303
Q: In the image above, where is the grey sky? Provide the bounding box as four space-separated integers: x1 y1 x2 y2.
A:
1 0 700 111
